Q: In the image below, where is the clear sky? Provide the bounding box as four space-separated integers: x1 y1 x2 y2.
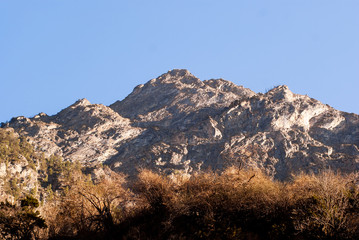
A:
1 0 358 123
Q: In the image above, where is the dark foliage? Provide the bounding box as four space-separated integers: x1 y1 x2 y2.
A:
0 196 46 240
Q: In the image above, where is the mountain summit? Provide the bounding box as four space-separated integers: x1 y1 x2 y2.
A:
110 69 255 125
3 70 359 179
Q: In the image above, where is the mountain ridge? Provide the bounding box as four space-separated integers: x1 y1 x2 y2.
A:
2 69 359 180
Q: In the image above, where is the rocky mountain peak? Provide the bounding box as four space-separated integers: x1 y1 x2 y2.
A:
164 69 194 77
265 85 294 101
72 98 91 107
3 70 359 180
147 69 202 86
110 70 255 125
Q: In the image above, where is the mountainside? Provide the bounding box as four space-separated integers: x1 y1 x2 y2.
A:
0 128 80 202
2 69 359 179
0 128 39 201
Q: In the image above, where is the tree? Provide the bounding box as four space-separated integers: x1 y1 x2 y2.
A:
47 170 129 239
0 196 46 240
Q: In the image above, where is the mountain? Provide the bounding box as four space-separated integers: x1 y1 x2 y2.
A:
2 69 359 180
0 128 39 201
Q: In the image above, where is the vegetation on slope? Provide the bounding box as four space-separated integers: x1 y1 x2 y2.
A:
0 128 81 202
38 167 358 240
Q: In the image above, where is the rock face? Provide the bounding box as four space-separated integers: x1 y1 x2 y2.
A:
110 69 255 127
6 99 143 165
3 69 359 179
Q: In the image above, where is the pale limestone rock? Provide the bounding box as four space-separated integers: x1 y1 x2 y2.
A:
3 70 359 180
0 163 6 177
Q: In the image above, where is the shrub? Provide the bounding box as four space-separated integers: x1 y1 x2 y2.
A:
45 170 130 239
289 171 359 239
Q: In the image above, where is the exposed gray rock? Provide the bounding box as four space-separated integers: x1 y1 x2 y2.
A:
3 69 359 180
5 99 143 165
110 69 255 128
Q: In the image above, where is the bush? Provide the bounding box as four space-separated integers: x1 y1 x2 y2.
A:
289 171 359 239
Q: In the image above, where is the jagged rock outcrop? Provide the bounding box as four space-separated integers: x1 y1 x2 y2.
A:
5 99 143 164
2 69 359 179
111 69 255 127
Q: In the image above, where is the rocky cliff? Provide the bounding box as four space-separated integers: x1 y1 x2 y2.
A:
2 69 359 180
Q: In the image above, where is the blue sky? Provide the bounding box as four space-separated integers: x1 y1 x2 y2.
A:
1 0 358 123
